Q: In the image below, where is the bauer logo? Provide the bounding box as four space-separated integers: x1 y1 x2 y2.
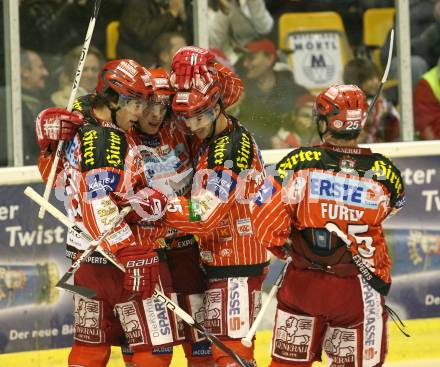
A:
309 172 382 208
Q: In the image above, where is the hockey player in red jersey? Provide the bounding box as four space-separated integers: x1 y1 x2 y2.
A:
164 46 269 367
35 59 170 367
120 67 214 367
252 84 406 367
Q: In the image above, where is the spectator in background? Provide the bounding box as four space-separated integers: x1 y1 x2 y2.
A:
117 0 191 67
20 0 123 56
51 45 105 107
208 0 273 65
343 58 400 143
271 93 321 148
413 56 440 140
21 48 50 165
380 0 440 93
152 32 187 71
410 0 440 70
238 38 309 149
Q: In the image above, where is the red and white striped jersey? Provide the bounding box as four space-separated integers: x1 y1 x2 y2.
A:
165 117 269 277
129 120 195 246
253 143 406 285
37 95 165 254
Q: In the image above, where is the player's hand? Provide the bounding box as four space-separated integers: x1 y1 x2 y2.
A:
119 187 168 222
35 107 84 151
117 247 160 298
171 46 215 89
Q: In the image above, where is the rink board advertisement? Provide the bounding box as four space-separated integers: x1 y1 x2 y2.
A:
1 155 440 353
0 183 74 354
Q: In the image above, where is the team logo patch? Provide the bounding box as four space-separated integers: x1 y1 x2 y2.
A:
272 309 314 362
236 218 252 236
323 327 357 366
73 295 103 343
339 155 357 173
218 225 233 242
189 293 207 342
200 250 214 263
115 301 146 346
106 224 132 246
204 288 223 335
86 171 120 200
91 197 119 232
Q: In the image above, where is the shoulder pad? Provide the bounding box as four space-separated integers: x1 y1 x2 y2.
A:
207 126 254 174
79 125 128 171
275 147 324 181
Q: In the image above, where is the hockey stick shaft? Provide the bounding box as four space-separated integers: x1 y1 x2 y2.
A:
241 262 287 347
25 186 127 274
367 28 394 116
38 0 102 219
153 289 251 367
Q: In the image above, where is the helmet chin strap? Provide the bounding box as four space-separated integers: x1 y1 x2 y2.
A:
105 100 120 126
207 108 220 141
317 117 328 142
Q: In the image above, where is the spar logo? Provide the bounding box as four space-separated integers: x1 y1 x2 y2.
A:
153 299 172 337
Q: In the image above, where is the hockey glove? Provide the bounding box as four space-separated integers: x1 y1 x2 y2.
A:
171 46 215 89
119 187 168 222
117 246 160 298
35 107 84 151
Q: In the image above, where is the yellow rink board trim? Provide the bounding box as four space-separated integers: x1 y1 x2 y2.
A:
0 318 439 366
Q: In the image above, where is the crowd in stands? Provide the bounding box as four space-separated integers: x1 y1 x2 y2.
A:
1 0 440 166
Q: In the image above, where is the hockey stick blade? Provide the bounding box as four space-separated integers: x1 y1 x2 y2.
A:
153 289 252 367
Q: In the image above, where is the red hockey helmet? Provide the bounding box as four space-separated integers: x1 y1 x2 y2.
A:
95 59 151 100
314 84 368 134
172 79 221 119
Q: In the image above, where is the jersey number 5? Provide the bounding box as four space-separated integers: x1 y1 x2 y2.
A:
325 222 375 258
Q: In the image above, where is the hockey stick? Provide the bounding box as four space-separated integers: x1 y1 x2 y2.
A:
153 289 253 367
24 186 127 298
241 261 288 348
367 28 394 116
324 223 390 295
38 0 102 219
